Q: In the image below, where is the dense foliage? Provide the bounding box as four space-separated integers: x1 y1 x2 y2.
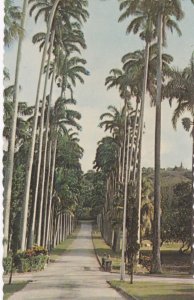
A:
77 170 106 219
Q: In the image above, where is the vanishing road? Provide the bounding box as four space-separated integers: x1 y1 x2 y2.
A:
7 221 125 300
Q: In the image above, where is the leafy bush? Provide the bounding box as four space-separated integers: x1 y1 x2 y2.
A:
3 256 13 274
4 246 49 273
15 257 31 273
14 254 49 273
31 245 48 256
30 255 49 271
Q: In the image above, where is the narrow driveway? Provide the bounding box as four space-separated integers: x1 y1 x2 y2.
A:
7 221 125 300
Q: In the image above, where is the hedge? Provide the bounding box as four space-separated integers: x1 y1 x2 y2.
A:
3 245 49 274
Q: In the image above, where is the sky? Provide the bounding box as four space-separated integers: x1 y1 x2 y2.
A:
4 0 194 173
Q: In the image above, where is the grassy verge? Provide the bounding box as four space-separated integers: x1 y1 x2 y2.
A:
109 280 194 300
92 228 122 271
140 245 190 275
3 281 29 300
50 226 80 261
92 227 190 276
92 228 148 273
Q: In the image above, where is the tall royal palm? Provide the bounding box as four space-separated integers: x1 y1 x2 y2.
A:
20 0 88 250
105 68 133 184
118 2 156 272
28 8 87 247
105 63 139 279
152 0 184 273
99 104 128 184
4 0 23 46
45 97 82 248
3 0 28 257
20 0 62 251
166 52 194 275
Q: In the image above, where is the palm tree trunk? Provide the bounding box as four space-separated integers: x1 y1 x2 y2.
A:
42 72 56 247
36 33 56 247
136 41 150 256
113 225 120 253
48 206 54 251
20 0 61 251
132 111 141 181
128 101 139 180
62 213 65 241
3 0 28 257
42 140 52 247
120 123 130 280
151 11 162 274
45 131 58 248
118 146 122 182
121 99 128 183
191 122 194 275
29 30 55 248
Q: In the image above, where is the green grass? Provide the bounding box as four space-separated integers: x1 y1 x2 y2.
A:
3 281 29 300
50 226 80 261
92 229 122 270
141 241 181 252
92 228 190 276
140 248 190 275
109 281 194 300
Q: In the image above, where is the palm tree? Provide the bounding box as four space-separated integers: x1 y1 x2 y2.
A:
20 0 88 250
166 52 194 275
3 97 33 253
152 0 184 273
28 5 88 247
105 68 133 183
181 118 194 276
19 0 61 252
54 52 88 98
94 134 119 244
118 0 184 274
105 47 156 278
44 98 82 249
4 0 23 46
3 0 29 257
28 30 55 248
118 2 155 273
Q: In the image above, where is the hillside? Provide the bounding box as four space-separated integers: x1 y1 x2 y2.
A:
142 165 191 187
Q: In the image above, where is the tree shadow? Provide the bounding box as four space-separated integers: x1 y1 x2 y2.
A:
141 287 194 300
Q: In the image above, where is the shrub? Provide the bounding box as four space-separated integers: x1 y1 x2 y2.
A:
30 255 49 271
15 257 31 273
12 246 49 273
32 244 48 256
3 256 13 274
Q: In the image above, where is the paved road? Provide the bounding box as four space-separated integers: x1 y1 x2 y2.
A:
7 221 125 300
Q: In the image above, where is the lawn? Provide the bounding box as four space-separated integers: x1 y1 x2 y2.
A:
92 227 190 276
141 242 190 275
109 280 194 300
3 281 29 300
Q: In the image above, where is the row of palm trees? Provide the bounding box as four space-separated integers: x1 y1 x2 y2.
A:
3 0 89 257
95 0 194 275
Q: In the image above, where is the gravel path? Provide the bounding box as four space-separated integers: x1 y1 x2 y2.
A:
6 221 125 300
